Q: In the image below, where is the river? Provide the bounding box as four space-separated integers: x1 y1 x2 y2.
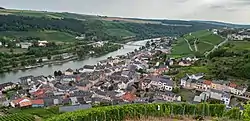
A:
0 38 160 83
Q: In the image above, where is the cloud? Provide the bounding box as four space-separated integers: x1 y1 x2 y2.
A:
1 0 250 24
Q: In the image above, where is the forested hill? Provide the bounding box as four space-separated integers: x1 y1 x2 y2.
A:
0 8 233 42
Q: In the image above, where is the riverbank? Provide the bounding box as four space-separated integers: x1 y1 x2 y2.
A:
0 42 122 74
0 38 159 83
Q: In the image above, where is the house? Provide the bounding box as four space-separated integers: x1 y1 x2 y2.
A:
78 65 96 73
178 60 191 66
221 92 231 106
61 75 76 83
11 98 32 108
243 92 250 99
31 99 44 107
38 41 48 47
150 76 174 91
156 91 181 102
187 73 204 80
232 86 247 96
19 75 34 85
65 68 74 75
47 75 55 82
70 97 79 105
20 42 32 49
209 89 231 106
121 92 137 102
0 82 16 92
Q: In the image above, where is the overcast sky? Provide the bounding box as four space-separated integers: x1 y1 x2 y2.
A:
1 0 250 24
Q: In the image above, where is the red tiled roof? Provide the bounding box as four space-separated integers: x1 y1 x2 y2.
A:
122 92 137 101
12 97 30 105
31 99 44 105
229 83 237 88
204 80 212 85
20 101 32 107
33 89 45 96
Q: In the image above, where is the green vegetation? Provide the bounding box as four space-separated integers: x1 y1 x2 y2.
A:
47 103 239 121
171 30 223 57
0 31 76 43
201 40 250 80
6 106 59 119
0 113 35 121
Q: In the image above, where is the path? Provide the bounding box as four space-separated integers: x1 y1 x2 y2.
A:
184 38 193 52
201 41 214 45
204 36 228 57
194 39 198 52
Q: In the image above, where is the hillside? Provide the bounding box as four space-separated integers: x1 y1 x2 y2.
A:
171 30 224 57
0 10 229 43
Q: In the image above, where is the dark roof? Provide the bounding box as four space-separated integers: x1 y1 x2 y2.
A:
0 82 15 90
66 68 74 72
19 75 34 80
71 91 93 97
83 65 95 69
151 76 173 86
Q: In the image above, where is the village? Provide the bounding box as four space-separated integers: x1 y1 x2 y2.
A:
0 32 249 113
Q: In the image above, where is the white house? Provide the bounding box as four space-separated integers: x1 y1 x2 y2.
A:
222 93 231 106
187 73 204 80
65 68 74 75
231 86 247 95
150 76 173 91
20 42 33 49
0 82 16 92
38 41 48 47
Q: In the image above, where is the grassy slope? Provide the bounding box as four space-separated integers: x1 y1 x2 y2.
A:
0 31 76 43
171 30 223 56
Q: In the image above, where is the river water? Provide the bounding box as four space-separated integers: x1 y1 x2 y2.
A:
0 38 160 83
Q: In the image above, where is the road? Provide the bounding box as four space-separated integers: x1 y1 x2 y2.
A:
204 36 228 57
194 39 198 52
184 38 193 52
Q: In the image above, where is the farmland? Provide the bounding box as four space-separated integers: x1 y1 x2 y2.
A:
0 31 76 43
171 30 224 57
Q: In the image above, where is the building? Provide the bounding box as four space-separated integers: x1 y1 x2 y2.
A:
20 42 32 49
65 68 74 75
31 99 44 107
38 41 48 47
11 98 32 108
150 76 174 91
0 82 16 92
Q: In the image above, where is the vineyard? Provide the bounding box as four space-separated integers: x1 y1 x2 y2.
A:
0 113 35 121
47 103 242 121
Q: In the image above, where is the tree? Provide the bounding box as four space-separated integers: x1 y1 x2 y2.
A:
38 58 43 63
54 71 58 77
47 55 52 60
58 70 63 76
9 48 14 53
244 103 250 121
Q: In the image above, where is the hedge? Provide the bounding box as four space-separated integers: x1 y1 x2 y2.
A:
46 102 241 121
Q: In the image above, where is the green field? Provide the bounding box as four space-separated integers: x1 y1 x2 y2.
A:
228 41 250 50
0 48 27 54
171 38 193 56
171 30 223 56
6 107 60 119
106 29 135 37
0 31 76 43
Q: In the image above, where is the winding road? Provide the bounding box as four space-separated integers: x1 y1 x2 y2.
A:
204 36 228 57
184 38 193 52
